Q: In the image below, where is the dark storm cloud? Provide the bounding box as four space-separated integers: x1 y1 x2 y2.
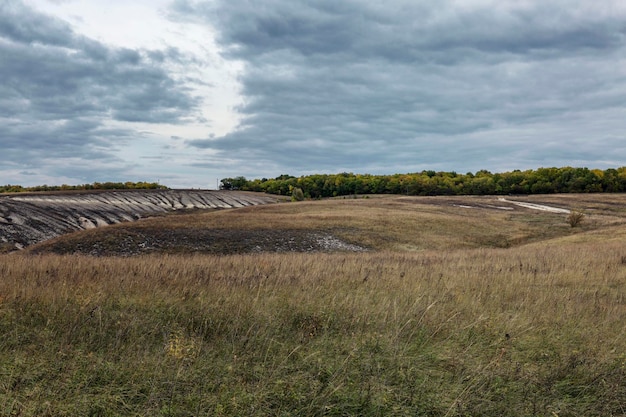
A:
0 1 199 177
176 0 626 175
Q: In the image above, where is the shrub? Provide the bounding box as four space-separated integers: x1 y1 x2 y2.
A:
291 187 305 201
567 210 585 227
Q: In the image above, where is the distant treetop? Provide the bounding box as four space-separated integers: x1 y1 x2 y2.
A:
0 181 167 194
220 167 626 198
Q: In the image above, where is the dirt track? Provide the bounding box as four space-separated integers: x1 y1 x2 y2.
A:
0 190 278 251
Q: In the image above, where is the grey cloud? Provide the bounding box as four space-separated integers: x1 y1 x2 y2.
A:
147 47 186 63
0 1 200 178
1 117 131 161
176 0 626 176
1 38 196 122
175 0 626 61
0 0 74 47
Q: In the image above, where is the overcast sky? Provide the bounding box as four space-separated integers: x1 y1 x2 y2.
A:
2 0 625 187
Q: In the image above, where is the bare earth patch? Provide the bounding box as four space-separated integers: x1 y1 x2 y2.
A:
28 227 367 256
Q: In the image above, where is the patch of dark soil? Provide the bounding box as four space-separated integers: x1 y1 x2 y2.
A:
29 228 367 256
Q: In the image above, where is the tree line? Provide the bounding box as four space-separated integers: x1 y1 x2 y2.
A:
0 181 167 194
221 167 626 197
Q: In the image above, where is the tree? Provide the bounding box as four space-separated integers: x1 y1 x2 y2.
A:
291 187 305 201
220 176 248 190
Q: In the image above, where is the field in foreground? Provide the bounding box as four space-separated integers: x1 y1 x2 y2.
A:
2 194 626 415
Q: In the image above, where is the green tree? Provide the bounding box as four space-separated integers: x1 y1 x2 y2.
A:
291 187 305 201
220 176 249 190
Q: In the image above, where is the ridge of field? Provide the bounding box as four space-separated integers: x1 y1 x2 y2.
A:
0 190 278 252
26 193 626 256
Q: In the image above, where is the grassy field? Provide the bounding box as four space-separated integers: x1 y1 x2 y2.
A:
2 194 626 415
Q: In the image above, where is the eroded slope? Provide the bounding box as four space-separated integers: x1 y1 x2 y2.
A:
0 190 277 251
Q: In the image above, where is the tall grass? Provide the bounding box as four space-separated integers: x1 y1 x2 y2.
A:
2 241 626 415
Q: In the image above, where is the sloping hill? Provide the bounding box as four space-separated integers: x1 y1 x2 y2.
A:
23 194 626 256
0 190 278 251
5 194 626 415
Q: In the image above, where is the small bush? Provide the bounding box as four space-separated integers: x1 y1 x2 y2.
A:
567 210 585 227
291 187 305 202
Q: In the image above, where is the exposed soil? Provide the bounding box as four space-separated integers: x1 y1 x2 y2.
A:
11 192 626 257
28 227 367 256
400 195 572 213
0 190 278 251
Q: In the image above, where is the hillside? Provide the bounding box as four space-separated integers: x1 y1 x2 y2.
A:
4 193 626 415
0 190 278 252
25 193 626 256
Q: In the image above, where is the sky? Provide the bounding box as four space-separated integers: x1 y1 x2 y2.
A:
1 0 626 188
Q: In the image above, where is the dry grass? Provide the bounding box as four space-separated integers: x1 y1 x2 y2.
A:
26 194 626 255
3 194 626 415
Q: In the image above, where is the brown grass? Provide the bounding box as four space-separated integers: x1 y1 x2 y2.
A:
26 194 626 256
2 242 626 414
3 193 626 415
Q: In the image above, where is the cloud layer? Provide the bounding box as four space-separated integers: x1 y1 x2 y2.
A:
1 0 625 187
178 0 626 175
0 1 200 184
